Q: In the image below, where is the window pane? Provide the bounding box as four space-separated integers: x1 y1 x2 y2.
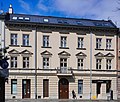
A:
78 80 83 94
11 79 17 94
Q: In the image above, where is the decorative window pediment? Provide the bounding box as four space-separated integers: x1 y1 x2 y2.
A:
20 50 33 56
95 52 104 58
58 51 71 58
104 53 114 58
41 50 52 57
8 49 20 56
76 52 86 57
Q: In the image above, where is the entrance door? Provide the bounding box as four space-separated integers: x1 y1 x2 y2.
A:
0 77 5 102
59 78 69 99
43 79 49 97
97 82 101 97
22 79 30 98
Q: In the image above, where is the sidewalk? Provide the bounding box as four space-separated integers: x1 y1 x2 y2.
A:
5 99 118 102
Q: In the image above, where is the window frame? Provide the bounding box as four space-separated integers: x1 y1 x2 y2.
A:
43 35 49 47
23 34 29 46
78 80 83 94
96 38 102 49
78 37 84 48
106 39 112 49
96 59 102 69
23 57 29 68
11 56 17 68
43 57 49 69
78 58 84 69
11 79 17 95
61 36 67 48
106 59 112 70
11 33 17 45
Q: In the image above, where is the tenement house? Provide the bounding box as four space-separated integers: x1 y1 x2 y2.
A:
0 6 118 100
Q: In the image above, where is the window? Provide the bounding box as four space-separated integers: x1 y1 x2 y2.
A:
78 80 83 94
23 34 29 46
78 37 84 48
60 58 67 68
43 57 49 69
23 57 29 68
106 81 111 93
43 36 49 47
78 59 83 69
43 18 49 22
61 36 67 48
106 59 112 69
106 39 112 49
96 59 102 69
11 56 17 68
11 79 17 94
11 34 17 45
96 38 102 49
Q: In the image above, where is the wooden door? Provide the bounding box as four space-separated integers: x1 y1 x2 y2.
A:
59 78 69 99
43 79 49 97
22 79 30 98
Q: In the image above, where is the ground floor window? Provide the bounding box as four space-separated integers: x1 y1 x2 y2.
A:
11 79 17 94
78 80 83 94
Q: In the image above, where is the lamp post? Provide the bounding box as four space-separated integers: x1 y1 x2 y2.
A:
90 32 92 100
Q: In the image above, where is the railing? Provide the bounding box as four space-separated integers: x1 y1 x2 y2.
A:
56 67 73 75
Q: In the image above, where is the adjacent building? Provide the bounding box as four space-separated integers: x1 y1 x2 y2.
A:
0 5 119 100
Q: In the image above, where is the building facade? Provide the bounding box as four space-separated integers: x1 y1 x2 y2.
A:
0 8 118 100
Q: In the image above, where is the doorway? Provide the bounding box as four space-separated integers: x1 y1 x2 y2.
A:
22 79 31 98
59 78 69 99
97 82 101 97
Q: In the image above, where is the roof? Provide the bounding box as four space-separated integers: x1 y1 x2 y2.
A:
3 13 117 28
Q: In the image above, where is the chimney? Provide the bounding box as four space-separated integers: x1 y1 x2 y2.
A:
9 4 13 14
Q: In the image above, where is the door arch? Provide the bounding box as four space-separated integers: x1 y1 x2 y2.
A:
59 78 69 99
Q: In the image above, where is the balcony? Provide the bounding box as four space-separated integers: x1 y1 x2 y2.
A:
56 67 73 76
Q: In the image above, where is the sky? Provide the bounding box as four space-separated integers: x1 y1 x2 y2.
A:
1 0 120 27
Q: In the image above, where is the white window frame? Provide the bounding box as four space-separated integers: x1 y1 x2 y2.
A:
23 34 29 46
61 36 67 48
106 59 112 69
11 56 17 68
43 57 49 69
11 34 17 45
23 57 29 68
96 59 102 69
106 39 112 49
78 80 83 94
78 58 83 69
11 79 17 95
43 35 49 47
78 37 84 48
96 38 102 49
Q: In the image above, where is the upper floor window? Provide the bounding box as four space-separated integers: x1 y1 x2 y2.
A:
11 79 17 95
78 37 84 48
61 36 67 48
11 56 17 68
78 80 83 94
106 39 112 49
23 34 29 46
106 59 112 69
23 57 29 68
96 38 102 49
78 59 83 69
11 34 17 45
43 57 49 69
96 59 102 69
60 58 67 68
43 36 49 47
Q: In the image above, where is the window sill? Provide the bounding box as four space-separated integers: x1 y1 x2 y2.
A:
9 45 20 47
41 46 52 48
21 45 32 47
105 49 114 51
76 48 86 50
95 48 104 50
59 47 69 49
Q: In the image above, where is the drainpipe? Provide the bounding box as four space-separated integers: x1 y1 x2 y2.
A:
34 26 37 99
90 32 92 100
